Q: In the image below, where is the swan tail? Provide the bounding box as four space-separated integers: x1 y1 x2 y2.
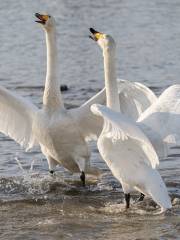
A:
146 170 172 210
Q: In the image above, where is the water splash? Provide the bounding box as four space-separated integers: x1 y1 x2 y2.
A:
30 159 35 171
15 157 25 172
15 157 35 173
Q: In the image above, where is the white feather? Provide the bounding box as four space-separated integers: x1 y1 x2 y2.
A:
76 79 157 141
91 104 159 168
0 16 103 176
92 104 171 210
0 86 37 150
90 31 171 211
138 84 180 158
117 79 157 120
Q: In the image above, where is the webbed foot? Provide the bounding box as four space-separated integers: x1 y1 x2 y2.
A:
136 193 145 202
49 170 55 175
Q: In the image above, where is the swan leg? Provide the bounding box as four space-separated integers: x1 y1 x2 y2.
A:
122 182 132 209
80 171 86 187
75 157 87 186
47 156 58 174
125 193 130 209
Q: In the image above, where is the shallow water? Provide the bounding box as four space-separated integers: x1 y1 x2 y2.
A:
0 0 180 239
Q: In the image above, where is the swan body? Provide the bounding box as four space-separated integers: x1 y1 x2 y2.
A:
89 28 172 210
33 108 89 172
92 104 172 211
34 14 91 175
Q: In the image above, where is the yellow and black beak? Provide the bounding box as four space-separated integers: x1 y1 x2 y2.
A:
89 28 103 41
35 13 49 24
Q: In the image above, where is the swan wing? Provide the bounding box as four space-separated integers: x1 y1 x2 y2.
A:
72 88 106 141
137 122 168 159
0 86 38 150
72 79 157 140
117 79 157 120
138 85 180 152
91 104 159 169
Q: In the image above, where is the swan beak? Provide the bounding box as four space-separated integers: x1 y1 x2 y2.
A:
89 28 103 41
35 13 49 24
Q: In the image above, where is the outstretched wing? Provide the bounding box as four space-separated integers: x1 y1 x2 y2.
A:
0 86 38 150
138 85 180 156
117 79 157 120
71 88 105 141
91 104 159 169
73 80 156 141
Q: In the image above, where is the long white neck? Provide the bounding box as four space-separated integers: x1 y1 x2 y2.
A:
103 46 120 111
43 27 64 109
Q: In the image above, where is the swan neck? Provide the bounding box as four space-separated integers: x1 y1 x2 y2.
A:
103 47 119 111
43 28 64 109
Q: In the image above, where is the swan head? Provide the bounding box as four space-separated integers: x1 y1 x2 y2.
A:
35 13 55 31
89 28 116 51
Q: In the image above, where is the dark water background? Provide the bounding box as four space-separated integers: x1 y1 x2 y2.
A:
0 0 180 239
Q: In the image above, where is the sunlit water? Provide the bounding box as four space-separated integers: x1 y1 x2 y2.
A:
0 0 180 239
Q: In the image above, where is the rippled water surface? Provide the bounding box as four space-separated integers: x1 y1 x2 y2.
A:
0 0 180 239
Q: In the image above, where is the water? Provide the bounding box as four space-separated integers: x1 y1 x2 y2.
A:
0 0 180 239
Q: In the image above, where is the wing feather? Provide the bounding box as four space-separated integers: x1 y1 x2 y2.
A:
138 85 180 156
73 80 156 141
91 104 159 168
71 88 105 141
0 86 38 150
117 79 157 120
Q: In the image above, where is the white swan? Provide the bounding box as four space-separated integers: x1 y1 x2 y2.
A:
89 28 179 159
0 14 108 185
0 13 157 183
89 28 172 211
